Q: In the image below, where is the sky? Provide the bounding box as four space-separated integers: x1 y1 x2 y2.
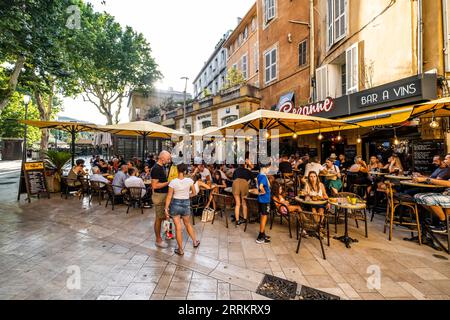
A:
60 0 255 125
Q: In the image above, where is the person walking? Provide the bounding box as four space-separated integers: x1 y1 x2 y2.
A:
164 163 200 255
151 151 172 248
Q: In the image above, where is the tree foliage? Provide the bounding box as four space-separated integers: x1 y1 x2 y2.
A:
223 68 245 90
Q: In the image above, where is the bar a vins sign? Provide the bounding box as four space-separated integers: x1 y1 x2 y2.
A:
357 78 421 108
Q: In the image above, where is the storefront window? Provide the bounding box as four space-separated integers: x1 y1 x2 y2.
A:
202 121 212 129
222 115 238 126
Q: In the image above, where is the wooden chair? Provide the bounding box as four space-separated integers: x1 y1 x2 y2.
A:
61 176 82 199
270 198 293 238
104 184 123 211
243 197 261 233
336 192 368 238
211 193 234 228
89 181 104 205
383 181 421 244
295 209 329 260
190 190 207 225
126 187 145 215
281 173 295 197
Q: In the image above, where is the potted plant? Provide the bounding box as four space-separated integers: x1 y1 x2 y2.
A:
44 150 72 193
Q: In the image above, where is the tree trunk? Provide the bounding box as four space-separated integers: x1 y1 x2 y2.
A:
0 55 26 112
34 90 52 159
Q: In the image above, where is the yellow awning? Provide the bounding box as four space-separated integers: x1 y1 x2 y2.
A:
281 106 414 137
411 97 450 118
97 121 185 138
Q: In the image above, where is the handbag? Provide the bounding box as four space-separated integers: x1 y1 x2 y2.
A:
162 219 175 240
201 207 215 222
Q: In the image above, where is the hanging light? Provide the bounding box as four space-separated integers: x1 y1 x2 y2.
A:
356 135 362 144
318 132 324 140
336 131 342 141
430 111 440 129
292 133 298 139
265 132 270 139
393 128 399 145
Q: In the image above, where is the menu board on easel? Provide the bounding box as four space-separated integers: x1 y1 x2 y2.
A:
23 162 50 202
412 141 444 174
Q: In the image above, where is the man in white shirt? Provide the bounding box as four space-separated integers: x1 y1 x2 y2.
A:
194 164 211 183
304 157 324 177
125 167 146 197
90 166 110 188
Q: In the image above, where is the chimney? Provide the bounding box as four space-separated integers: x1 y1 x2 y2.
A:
237 17 242 26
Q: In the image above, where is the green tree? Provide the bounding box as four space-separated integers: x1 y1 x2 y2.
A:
69 5 162 124
0 92 40 147
223 68 245 90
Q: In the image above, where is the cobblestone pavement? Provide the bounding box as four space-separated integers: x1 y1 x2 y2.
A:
0 195 449 300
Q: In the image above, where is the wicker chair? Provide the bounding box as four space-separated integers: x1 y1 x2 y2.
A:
89 181 105 205
61 176 82 199
127 187 145 214
104 184 123 211
295 209 329 259
383 181 421 244
211 193 234 228
270 198 294 238
243 197 261 233
335 192 368 238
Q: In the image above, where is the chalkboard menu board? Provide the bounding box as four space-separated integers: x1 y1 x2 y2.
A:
345 145 357 162
412 141 444 174
23 162 50 202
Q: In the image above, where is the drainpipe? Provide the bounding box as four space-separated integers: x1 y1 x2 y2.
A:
442 0 449 73
310 0 315 102
417 0 423 75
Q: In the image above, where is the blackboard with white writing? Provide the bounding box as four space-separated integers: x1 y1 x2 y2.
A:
412 141 444 174
23 162 50 202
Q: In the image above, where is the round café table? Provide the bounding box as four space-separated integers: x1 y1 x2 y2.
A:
294 197 328 206
329 199 366 248
369 171 389 176
385 175 412 181
400 181 446 189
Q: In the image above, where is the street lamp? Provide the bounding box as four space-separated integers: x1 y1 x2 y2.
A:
181 76 189 132
22 94 31 162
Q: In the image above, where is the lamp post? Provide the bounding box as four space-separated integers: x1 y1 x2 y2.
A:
181 76 189 132
22 94 31 162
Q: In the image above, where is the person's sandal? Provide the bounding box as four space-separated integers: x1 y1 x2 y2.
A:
174 248 184 256
193 240 200 248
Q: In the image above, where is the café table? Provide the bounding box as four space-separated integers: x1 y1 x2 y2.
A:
329 198 366 248
385 175 413 181
400 180 446 189
294 196 328 206
248 188 259 197
369 171 389 176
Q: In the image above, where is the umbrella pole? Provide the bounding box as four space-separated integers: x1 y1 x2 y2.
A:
71 129 76 167
142 134 146 169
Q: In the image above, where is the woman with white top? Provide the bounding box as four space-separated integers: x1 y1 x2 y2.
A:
302 171 329 221
164 163 200 255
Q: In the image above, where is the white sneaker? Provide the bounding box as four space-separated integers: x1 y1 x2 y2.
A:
155 241 168 248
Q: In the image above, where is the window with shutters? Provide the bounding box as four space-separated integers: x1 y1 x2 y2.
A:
254 42 259 72
298 40 307 67
345 43 358 94
327 0 347 49
315 65 328 101
241 54 248 79
264 47 277 84
264 0 276 25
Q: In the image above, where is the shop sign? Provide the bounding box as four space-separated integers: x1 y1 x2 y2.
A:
356 78 421 108
278 96 335 116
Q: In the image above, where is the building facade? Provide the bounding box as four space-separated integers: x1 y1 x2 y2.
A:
223 3 260 88
193 31 231 99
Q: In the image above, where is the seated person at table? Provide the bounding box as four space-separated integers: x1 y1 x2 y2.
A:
279 155 293 174
90 166 110 188
414 176 450 232
192 173 211 194
205 170 227 210
329 153 338 166
348 156 370 194
245 151 255 170
193 163 212 184
92 155 100 168
368 156 383 172
302 171 329 222
112 165 129 195
338 154 351 173
97 159 108 174
232 164 253 225
405 155 450 196
256 163 271 244
322 158 342 195
296 155 309 173
125 167 146 197
304 156 323 177
67 159 87 187
140 165 152 181
111 158 120 173
272 181 301 214
383 154 403 174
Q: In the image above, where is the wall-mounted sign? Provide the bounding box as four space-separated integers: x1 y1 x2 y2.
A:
278 95 335 116
356 78 422 108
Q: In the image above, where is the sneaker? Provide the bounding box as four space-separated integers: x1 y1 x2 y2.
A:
237 218 247 225
256 236 271 244
430 221 448 233
155 241 169 248
264 234 271 241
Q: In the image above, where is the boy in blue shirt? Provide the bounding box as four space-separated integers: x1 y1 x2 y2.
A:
256 163 271 244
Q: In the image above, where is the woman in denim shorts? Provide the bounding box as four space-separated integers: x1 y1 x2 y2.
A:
165 163 200 255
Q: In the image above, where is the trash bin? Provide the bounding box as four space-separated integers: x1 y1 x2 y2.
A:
1 138 23 160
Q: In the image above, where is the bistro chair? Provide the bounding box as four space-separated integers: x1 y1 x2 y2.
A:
243 197 261 233
61 176 82 199
295 209 329 260
104 184 123 211
336 192 369 238
89 181 105 205
190 190 208 225
78 177 91 200
211 193 234 228
281 173 295 197
270 198 293 238
383 181 421 244
126 187 145 215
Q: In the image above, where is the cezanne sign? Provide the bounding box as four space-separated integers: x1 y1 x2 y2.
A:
278 97 335 116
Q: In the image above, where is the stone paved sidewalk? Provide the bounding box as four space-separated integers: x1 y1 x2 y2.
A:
0 195 449 300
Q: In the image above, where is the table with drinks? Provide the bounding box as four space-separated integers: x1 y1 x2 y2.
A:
329 196 366 248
